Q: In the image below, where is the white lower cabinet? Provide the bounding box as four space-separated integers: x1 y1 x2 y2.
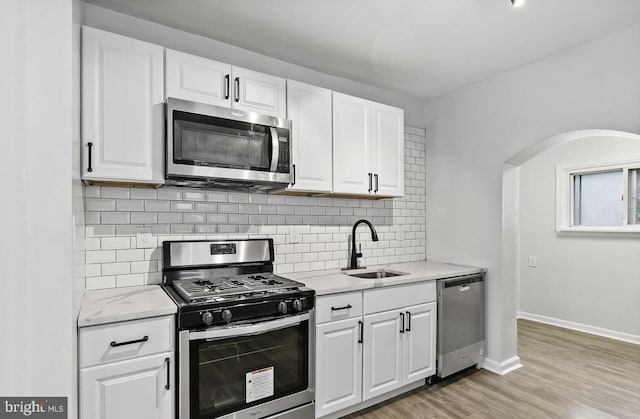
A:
315 283 437 418
315 318 363 417
362 309 404 400
403 302 437 382
80 352 174 419
79 315 175 419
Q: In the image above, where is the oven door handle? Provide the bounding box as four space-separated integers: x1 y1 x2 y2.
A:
269 126 279 172
189 313 310 341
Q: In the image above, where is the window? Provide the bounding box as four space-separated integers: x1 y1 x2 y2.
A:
556 160 640 234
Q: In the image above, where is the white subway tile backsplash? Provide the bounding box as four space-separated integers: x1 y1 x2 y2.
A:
158 189 182 200
102 262 130 276
86 198 116 211
117 199 145 212
86 250 116 264
183 190 206 201
145 200 171 212
116 249 145 262
131 188 158 199
101 187 130 199
171 201 194 212
116 274 144 287
101 237 131 250
86 276 116 290
101 212 131 224
131 212 158 224
83 125 427 289
207 191 228 202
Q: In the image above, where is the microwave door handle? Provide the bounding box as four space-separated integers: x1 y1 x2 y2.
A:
189 313 310 341
269 127 279 172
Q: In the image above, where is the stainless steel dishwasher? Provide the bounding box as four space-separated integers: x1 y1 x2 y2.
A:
436 272 486 378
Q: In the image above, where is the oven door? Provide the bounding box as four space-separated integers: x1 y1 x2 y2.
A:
167 98 292 184
179 312 314 419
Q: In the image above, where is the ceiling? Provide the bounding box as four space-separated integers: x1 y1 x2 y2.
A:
87 0 640 98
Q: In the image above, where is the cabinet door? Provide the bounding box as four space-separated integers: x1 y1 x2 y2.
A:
82 26 164 184
80 352 174 419
286 80 333 193
371 103 404 197
165 49 231 107
315 318 363 417
333 93 372 195
403 302 437 384
362 309 403 401
231 66 286 118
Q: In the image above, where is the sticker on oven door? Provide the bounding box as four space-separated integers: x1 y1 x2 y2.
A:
246 366 274 403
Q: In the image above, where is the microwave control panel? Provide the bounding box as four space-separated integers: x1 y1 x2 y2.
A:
276 138 290 173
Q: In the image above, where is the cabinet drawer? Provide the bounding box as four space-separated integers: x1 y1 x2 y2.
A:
316 292 363 324
80 315 174 368
364 282 436 315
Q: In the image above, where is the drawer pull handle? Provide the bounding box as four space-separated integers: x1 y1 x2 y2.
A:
165 357 171 390
87 142 93 173
110 335 149 347
331 304 352 311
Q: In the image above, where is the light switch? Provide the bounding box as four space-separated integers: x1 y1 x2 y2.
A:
290 227 301 244
528 256 537 268
136 233 154 248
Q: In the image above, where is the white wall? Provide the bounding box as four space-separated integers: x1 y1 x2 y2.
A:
424 22 640 370
0 0 76 412
82 3 426 127
518 135 640 341
71 0 86 417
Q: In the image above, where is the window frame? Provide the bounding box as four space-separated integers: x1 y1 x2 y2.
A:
555 158 640 236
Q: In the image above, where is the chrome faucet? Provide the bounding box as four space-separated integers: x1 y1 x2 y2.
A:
347 219 379 270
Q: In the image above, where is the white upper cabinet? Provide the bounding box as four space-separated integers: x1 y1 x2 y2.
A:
164 53 286 118
286 80 333 193
333 92 404 197
165 49 232 107
333 92 372 195
82 26 164 185
372 103 405 197
232 66 286 118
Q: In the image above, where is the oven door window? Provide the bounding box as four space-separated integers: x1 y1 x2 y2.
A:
173 110 272 171
189 320 309 418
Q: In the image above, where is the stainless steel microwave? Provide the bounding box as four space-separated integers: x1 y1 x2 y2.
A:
166 98 292 191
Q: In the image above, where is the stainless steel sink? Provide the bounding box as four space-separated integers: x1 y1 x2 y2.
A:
346 270 408 279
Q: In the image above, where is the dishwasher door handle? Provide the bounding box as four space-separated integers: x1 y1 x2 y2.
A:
459 284 471 292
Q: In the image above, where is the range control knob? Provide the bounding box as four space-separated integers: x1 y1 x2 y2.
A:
221 310 233 323
277 301 288 315
202 312 214 326
293 299 303 312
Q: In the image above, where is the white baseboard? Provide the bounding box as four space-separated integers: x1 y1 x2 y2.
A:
480 356 522 375
517 311 640 345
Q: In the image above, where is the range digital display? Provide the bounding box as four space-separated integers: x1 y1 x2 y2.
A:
210 243 237 255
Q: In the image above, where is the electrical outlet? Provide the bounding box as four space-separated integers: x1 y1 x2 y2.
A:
528 256 537 268
136 233 154 248
290 227 301 244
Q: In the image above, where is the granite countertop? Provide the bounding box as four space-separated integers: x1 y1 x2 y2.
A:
282 260 486 296
78 285 177 328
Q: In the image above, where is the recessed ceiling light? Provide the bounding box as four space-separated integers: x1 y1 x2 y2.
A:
511 0 525 7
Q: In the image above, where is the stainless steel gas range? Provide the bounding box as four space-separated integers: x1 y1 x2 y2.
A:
161 239 315 419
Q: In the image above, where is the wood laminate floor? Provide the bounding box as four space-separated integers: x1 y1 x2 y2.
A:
347 319 640 419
